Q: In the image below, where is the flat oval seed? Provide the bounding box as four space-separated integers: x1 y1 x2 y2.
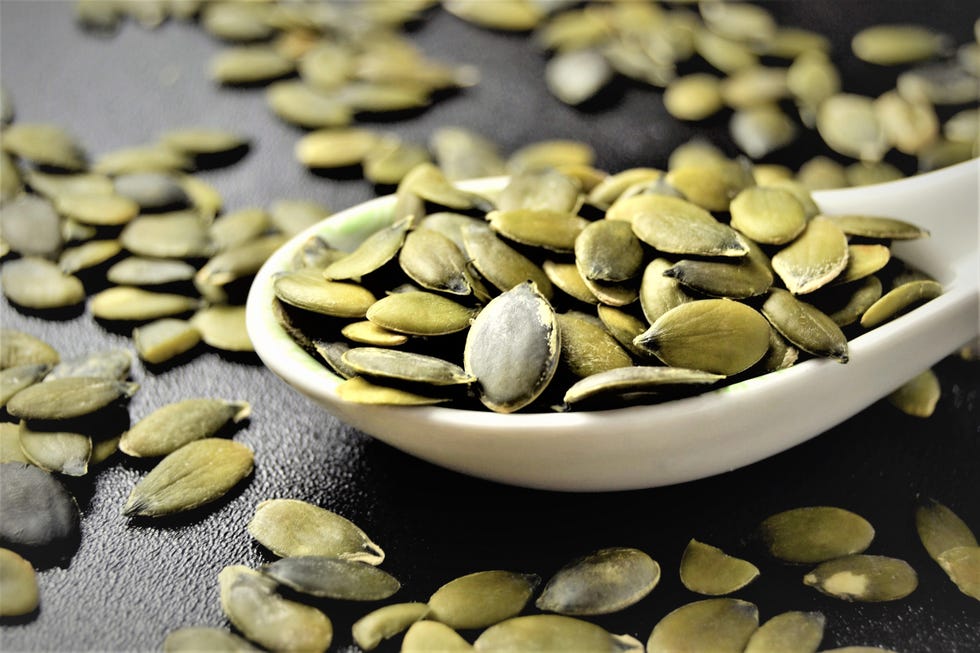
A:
1 257 86 310
874 90 939 156
639 259 691 324
463 226 553 299
261 556 399 600
487 208 588 253
430 127 506 182
46 348 132 382
121 398 250 458
852 24 950 65
664 73 724 121
247 498 385 564
351 602 431 651
267 81 354 129
836 245 891 285
826 276 883 327
825 215 929 240
53 192 139 226
341 322 408 347
564 366 725 406
916 500 978 563
211 46 295 85
744 611 826 653
163 627 258 652
94 145 192 176
498 169 582 213
24 170 114 200
816 94 887 162
219 565 332 653
363 137 432 186
114 172 190 212
803 555 918 602
575 220 644 283
399 228 473 295
18 422 92 477
936 546 980 600
106 257 197 286
323 219 409 281
543 260 597 305
7 376 137 421
664 161 754 212
58 240 123 274
274 270 377 318
887 368 941 418
160 128 248 157
665 239 773 299
0 330 59 370
679 539 760 596
208 208 269 251
122 438 253 517
536 547 660 616
343 347 474 387
444 0 544 32
464 281 559 413
546 48 612 106
763 289 849 362
428 570 539 630
730 105 798 160
622 195 747 257
730 187 806 245
860 279 943 328
0 363 52 408
191 306 253 352
760 506 875 563
295 128 379 169
196 235 287 292
90 287 200 322
133 318 202 364
635 299 771 375
772 217 849 294
403 620 473 652
120 212 213 259
367 292 477 336
556 313 633 379
0 196 64 258
507 140 594 175
336 377 448 406
647 599 759 653
1 123 86 170
0 548 39 617
475 614 641 653
0 462 80 554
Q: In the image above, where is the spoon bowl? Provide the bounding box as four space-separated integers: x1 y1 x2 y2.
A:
246 159 979 491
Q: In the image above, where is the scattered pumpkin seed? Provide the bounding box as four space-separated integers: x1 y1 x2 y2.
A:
887 368 941 418
323 218 409 281
860 279 943 328
443 0 544 32
1 123 86 171
545 48 613 106
0 462 80 554
556 312 633 380
119 212 213 259
575 219 644 283
46 348 131 381
403 620 473 652
475 614 641 653
825 215 929 240
624 195 747 257
936 546 980 601
743 611 825 653
825 276 884 327
351 602 431 651
106 257 197 287
120 398 249 458
94 145 192 176
364 137 432 186
760 506 875 564
852 24 951 66
18 422 92 477
89 286 200 322
53 192 139 227
1 257 86 310
7 376 137 421
160 127 248 158
803 554 918 602
295 127 380 170
132 318 202 364
261 556 400 601
916 500 978 563
679 539 760 596
0 548 39 617
874 90 939 156
536 547 660 616
816 94 887 162
430 127 506 182
23 170 113 201
730 104 798 159
190 306 253 352
211 46 295 85
428 570 540 630
162 626 258 652
507 140 595 175
0 363 51 408
58 240 122 274
0 195 64 259
646 599 759 653
0 330 59 370
663 73 724 121
0 152 23 203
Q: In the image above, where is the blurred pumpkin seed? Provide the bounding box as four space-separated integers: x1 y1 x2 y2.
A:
211 46 295 85
121 398 249 458
797 156 848 191
196 234 286 291
475 614 642 653
699 1 775 44
587 168 663 210
274 269 377 318
663 73 723 121
915 499 978 562
430 127 506 181
0 462 80 554
295 127 379 169
917 137 976 173
1 257 86 309
887 368 940 418
663 160 754 212
46 348 131 381
443 0 544 31
114 172 190 211
93 145 192 176
679 539 760 596
162 627 258 652
898 61 980 106
0 330 60 370
507 140 595 175
351 602 431 651
536 547 660 616
646 599 759 653
852 24 951 65
860 279 943 328
120 211 213 258
803 554 917 602
208 208 270 251
760 506 875 563
816 94 888 162
730 104 797 160
261 556 400 600
363 137 431 186
874 90 939 156
177 174 222 220
0 152 23 203
744 611 825 653
786 51 840 125
266 81 353 129
160 127 249 157
297 42 354 90
132 318 201 364
0 363 51 408
90 287 200 322
762 289 848 362
845 161 904 188
58 240 122 274
498 169 582 213
721 66 788 109
694 28 758 74
52 192 139 227
106 257 197 286
936 546 980 600
1 123 86 171
545 49 612 106
400 162 486 210
944 109 979 144
0 548 39 617
428 570 540 630
730 187 805 246
17 422 92 477
402 620 473 652
0 195 64 259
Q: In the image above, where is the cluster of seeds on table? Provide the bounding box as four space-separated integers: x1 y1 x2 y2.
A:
273 150 943 413
159 497 978 651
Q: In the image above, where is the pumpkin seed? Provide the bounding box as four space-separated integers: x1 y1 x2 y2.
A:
295 128 379 169
53 192 140 227
196 234 286 291
343 347 474 387
123 438 253 517
663 73 724 121
699 0 775 44
860 279 943 328
400 162 486 210
363 137 431 186
762 289 848 362
261 556 400 600
107 257 196 288
336 376 448 406
162 626 258 652
339 322 408 347
507 140 595 175
575 220 644 283
635 299 770 375
816 94 888 162
1 123 86 171
730 104 798 160
624 195 747 257
403 620 473 652
563 366 725 406
443 0 544 32
852 24 951 66
94 145 192 176
7 376 137 421
248 498 384 564
90 286 200 322
24 170 114 201
646 599 759 653
825 276 884 327
887 368 941 418
936 546 980 600
211 46 295 85
120 211 213 259
351 602 431 651
744 611 825 653
874 90 939 156
797 156 848 191
120 398 249 458
270 199 331 238
204 208 268 252
0 363 51 408
803 554 918 602
638 259 690 324
771 217 849 295
274 270 377 318
0 330 59 370
336 81 431 114
132 318 201 364
464 281 559 413
666 161 754 212
266 81 353 129
556 312 633 380
46 348 131 382
760 506 875 563
58 240 122 274
498 169 582 214
679 539 760 596
695 28 759 74
399 228 473 295
545 48 612 106
0 462 80 555
664 239 773 299
475 614 641 653
191 306 253 352
826 215 929 240
323 218 409 281
944 109 980 144
594 305 650 359
428 570 539 630
0 548 39 617
536 547 659 616
0 152 23 203
160 128 248 158
916 500 978 564
730 186 806 246
587 169 664 210
543 260 597 305
1 257 86 310
18 422 92 477
722 64 789 109
0 195 64 259
917 137 976 173
463 226 553 299
367 291 477 336
835 244 891 285
219 565 333 653
786 51 839 122
430 127 506 182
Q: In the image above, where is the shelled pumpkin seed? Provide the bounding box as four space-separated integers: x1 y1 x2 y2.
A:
647 599 759 653
162 627 259 652
403 620 474 652
260 556 400 601
0 547 40 617
887 368 941 417
535 547 660 616
679 539 760 596
427 570 539 630
132 318 202 364
803 555 918 602
760 507 875 564
120 398 249 458
351 602 431 651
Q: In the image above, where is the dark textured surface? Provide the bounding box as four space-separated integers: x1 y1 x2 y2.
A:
1 1 979 651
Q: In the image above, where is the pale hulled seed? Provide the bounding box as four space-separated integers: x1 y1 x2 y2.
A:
162 627 259 652
816 94 888 162
535 547 660 616
295 128 379 169
803 554 918 602
760 506 875 564
266 81 353 130
743 611 826 653
852 24 951 66
211 46 295 85
771 217 849 295
106 257 197 286
89 287 200 322
1 123 86 171
120 398 249 458
646 599 759 653
119 212 213 259
730 104 798 160
17 422 92 477
915 499 978 563
46 348 131 381
545 48 613 106
351 602 431 651
663 74 724 121
94 145 192 176
0 363 52 408
191 306 253 352
936 546 980 600
0 330 60 370
58 240 123 275
887 368 941 417
53 192 139 227
0 548 39 617
427 570 540 631
133 318 202 364
6 376 137 421
402 620 474 653
0 195 64 259
679 539 760 596
1 257 86 310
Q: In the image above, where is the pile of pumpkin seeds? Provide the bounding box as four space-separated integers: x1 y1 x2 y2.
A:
272 153 943 413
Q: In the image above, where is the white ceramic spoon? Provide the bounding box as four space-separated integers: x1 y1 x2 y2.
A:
246 158 979 492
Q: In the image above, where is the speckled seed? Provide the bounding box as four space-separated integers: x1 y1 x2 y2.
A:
403 620 473 652
58 240 123 274
133 318 202 364
743 611 826 653
0 364 51 408
295 128 379 169
575 220 644 283
635 299 770 375
121 398 249 458
623 195 748 258
90 287 200 322
852 24 950 65
825 215 929 240
162 626 259 652
119 212 213 259
17 422 92 477
0 462 80 554
94 145 192 176
665 238 774 299
563 366 726 406
730 187 806 245
351 602 431 651
428 570 540 630
266 81 353 129
887 368 941 418
342 348 475 387
762 289 848 362
0 195 64 259
7 376 137 421
336 376 448 406
1 123 86 171
937 546 980 600
1 257 85 310
0 548 39 617
536 547 660 616
367 291 477 336
916 499 978 565
53 192 139 227
771 217 849 295
816 94 888 162
679 539 760 596
211 46 295 85
46 348 132 381
860 279 943 328
475 614 641 652
191 306 253 352
323 218 409 281
274 269 377 318
760 507 875 563
247 498 385 564
826 276 883 327
463 226 553 299
543 260 597 305
0 330 60 370
261 556 399 601
464 282 559 413
399 228 473 295
123 438 253 517
803 554 917 602
556 312 633 379
647 599 759 653
219 565 332 653
106 257 197 287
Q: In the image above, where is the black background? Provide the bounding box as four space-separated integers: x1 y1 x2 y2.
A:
1 1 978 651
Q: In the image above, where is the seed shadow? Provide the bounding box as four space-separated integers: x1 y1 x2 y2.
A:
190 144 252 171
0 607 40 626
140 340 208 375
307 165 365 181
4 300 86 321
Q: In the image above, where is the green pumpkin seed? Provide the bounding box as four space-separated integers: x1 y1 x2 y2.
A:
874 91 939 156
219 565 333 653
403 620 473 652
123 438 253 517
852 24 950 66
160 128 248 157
760 506 875 563
623 195 747 258
898 60 980 106
0 195 64 259
635 299 770 375
367 291 477 336
297 42 354 90
464 281 559 413
336 376 448 406
351 602 431 651
46 348 131 382
663 73 724 121
917 138 975 173
771 217 849 295
274 269 377 318
133 318 202 364
0 548 39 617
860 279 943 328
295 128 379 169
679 539 760 596
191 306 253 352
106 257 197 287
430 127 506 182
475 614 641 652
556 312 633 379
787 51 840 123
730 104 798 160
826 276 884 327
249 499 384 563
797 156 849 191
362 137 431 186
587 169 664 210
163 626 258 652
543 260 597 305
816 94 888 162
0 462 80 554
58 240 122 274
261 556 400 600
695 28 758 74
535 547 659 616
270 199 331 238
1 123 86 171
53 192 139 227
340 322 409 347
665 238 773 299
94 145 192 176
323 218 409 281
575 220 644 283
196 234 286 292
291 236 345 271
120 212 213 259
428 570 539 630
0 363 51 408
18 422 92 477
1 257 85 310
463 226 553 299
497 169 582 214
887 368 941 418
563 366 724 407
647 599 759 653
0 152 23 203
545 48 612 106
762 289 848 362
760 325 801 372
90 287 200 322
507 140 595 175
744 611 825 653
825 215 929 240
936 546 980 600
835 245 891 285
730 187 806 246
266 81 353 129
399 228 473 295
639 259 690 324
845 161 904 187
916 500 978 563
206 208 269 252
596 305 653 360
211 46 295 85
121 398 249 458
399 162 486 210
665 160 755 213
721 66 788 110
7 376 137 421
343 347 474 387
803 554 917 602
0 330 59 370
313 340 356 379
201 1 271 41
443 0 544 31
